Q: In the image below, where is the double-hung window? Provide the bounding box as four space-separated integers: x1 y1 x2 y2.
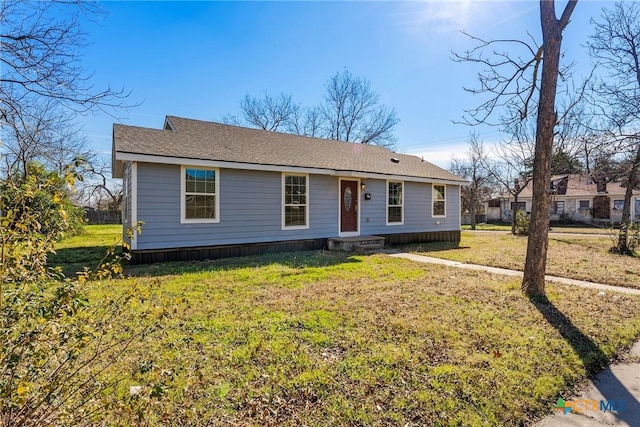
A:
432 184 446 217
283 174 308 229
387 181 403 224
550 201 565 214
181 166 219 223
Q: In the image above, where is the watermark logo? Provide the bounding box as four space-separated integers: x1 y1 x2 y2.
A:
554 397 626 415
555 398 572 415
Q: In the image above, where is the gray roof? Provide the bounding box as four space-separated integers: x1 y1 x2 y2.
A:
112 115 465 183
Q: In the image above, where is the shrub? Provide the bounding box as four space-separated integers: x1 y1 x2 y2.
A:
515 210 530 236
1 163 157 426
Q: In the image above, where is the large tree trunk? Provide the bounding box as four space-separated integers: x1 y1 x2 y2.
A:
617 143 640 254
522 0 577 297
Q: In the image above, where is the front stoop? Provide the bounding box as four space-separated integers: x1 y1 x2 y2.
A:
328 236 385 253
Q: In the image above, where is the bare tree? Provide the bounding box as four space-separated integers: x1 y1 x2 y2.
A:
286 105 324 137
485 125 536 235
236 92 298 132
587 1 640 254
0 0 129 121
320 70 398 147
0 98 94 177
450 134 494 230
77 160 123 211
225 70 399 148
519 1 578 296
455 0 577 296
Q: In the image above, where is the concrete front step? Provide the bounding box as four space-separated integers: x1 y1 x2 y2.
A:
354 243 384 253
328 236 385 252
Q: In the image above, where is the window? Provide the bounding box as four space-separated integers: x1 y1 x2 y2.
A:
579 200 590 209
510 201 526 211
283 174 308 228
181 166 219 223
432 184 446 217
387 181 403 224
550 201 565 215
613 200 624 211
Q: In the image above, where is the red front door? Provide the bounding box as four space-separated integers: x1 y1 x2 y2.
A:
340 180 358 233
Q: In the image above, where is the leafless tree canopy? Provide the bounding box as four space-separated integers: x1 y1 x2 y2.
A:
588 2 640 133
227 70 399 148
1 98 94 177
0 0 130 122
238 92 297 132
320 70 398 147
76 160 123 211
449 134 495 230
587 1 640 254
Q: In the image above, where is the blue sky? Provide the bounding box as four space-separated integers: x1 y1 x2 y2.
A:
79 1 610 169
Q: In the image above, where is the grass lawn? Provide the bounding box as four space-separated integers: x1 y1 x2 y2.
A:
49 224 122 277
462 223 614 235
410 231 640 289
50 226 640 425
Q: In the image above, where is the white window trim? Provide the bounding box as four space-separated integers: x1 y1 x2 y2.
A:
282 173 309 230
432 184 447 218
386 180 404 225
180 165 220 224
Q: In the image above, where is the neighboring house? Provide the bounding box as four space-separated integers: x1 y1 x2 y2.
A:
112 116 467 263
485 174 640 224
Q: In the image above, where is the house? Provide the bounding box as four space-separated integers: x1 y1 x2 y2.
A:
112 116 467 263
485 174 640 224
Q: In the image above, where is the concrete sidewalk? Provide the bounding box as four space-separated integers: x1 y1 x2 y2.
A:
387 252 640 295
387 252 640 426
535 341 640 427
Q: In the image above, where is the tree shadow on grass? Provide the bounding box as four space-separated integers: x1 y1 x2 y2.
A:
531 296 640 424
48 245 114 278
125 249 364 278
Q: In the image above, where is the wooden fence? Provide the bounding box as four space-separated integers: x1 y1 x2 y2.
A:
84 210 122 225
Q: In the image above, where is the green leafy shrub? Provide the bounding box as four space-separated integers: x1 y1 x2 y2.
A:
1 163 158 426
1 163 84 243
515 210 530 236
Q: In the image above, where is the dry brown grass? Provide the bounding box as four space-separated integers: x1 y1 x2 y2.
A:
409 231 640 289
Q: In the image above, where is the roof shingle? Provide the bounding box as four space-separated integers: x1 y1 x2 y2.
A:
113 115 465 183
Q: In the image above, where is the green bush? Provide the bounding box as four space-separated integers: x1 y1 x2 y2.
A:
515 210 530 236
0 163 84 242
1 163 155 426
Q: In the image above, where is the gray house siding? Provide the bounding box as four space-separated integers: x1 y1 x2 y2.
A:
133 162 460 251
135 163 338 250
360 180 460 235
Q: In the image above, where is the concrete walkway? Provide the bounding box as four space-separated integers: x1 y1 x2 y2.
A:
388 253 640 296
387 252 640 426
535 341 640 427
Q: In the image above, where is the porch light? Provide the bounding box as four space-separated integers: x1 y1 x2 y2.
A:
361 183 366 191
